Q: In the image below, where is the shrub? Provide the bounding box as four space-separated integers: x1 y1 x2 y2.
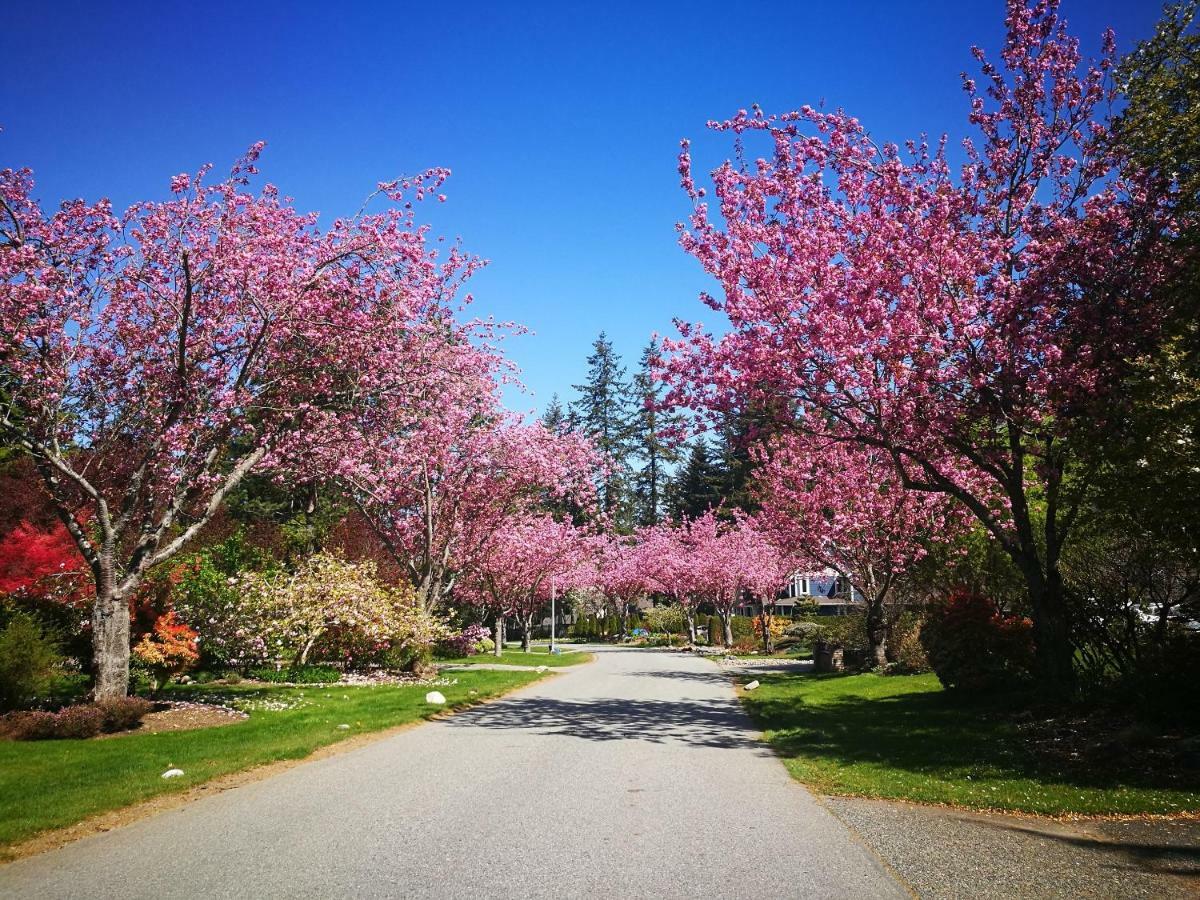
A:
248 665 341 684
784 620 825 644
602 615 619 638
707 615 723 645
0 611 62 711
51 704 104 739
1 699 152 740
96 697 155 732
819 613 867 651
132 612 200 690
436 623 492 658
919 590 1034 693
0 710 57 740
891 618 931 674
730 615 757 639
753 614 789 649
172 531 281 668
643 605 686 636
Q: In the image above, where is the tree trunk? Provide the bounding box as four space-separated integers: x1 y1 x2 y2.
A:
685 608 697 647
619 604 630 640
759 599 775 655
865 598 888 669
1025 566 1076 695
494 615 505 657
297 634 319 667
721 611 733 649
522 615 533 653
92 568 130 701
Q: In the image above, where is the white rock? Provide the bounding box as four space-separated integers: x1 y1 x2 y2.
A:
744 680 760 691
425 691 446 705
536 666 548 673
337 724 350 730
161 768 185 779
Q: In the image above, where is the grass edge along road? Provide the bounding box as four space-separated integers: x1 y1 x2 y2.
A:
0 669 546 856
736 670 1200 817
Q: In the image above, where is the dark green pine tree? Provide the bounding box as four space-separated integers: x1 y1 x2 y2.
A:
631 339 683 526
713 410 757 515
666 439 722 520
542 393 568 435
570 332 636 530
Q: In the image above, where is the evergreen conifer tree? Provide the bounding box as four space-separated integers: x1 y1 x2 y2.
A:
570 332 636 530
631 339 683 526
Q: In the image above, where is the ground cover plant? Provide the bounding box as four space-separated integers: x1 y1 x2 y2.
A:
738 670 1200 816
0 669 542 855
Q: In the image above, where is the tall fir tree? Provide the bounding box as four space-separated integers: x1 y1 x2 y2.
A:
713 410 757 515
667 439 722 520
631 339 683 526
542 393 568 436
570 332 636 529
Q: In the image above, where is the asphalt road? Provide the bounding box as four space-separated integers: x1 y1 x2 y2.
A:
0 647 905 899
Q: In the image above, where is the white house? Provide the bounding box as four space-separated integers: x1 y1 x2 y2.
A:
733 568 863 618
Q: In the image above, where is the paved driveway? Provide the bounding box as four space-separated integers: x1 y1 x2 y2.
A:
0 647 904 899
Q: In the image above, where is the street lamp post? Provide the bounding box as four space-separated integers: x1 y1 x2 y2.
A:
549 579 557 655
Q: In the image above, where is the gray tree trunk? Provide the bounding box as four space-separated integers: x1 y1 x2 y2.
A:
722 611 733 649
91 554 130 701
494 615 505 657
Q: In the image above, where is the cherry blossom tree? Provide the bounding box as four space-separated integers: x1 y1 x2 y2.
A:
596 535 653 639
461 514 591 653
757 436 961 665
725 515 794 655
667 0 1181 691
637 521 700 644
676 510 745 648
1 147 477 698
333 399 599 613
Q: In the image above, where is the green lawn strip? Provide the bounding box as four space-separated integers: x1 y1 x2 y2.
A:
438 649 593 667
0 669 541 853
739 670 1200 816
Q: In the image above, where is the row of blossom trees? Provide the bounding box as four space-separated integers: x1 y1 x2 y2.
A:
1 148 601 697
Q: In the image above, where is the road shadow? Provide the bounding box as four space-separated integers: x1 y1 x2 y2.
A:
622 668 733 687
445 694 765 751
988 821 1200 880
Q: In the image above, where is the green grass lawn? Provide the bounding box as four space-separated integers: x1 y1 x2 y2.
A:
437 648 594 667
0 669 542 854
739 670 1200 816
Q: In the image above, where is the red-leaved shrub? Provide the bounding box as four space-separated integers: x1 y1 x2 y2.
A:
49 704 104 739
0 698 154 741
96 697 155 732
920 590 1035 693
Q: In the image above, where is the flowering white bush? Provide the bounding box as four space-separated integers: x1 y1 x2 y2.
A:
179 551 448 669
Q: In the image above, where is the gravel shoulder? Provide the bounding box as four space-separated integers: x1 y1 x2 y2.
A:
826 795 1200 899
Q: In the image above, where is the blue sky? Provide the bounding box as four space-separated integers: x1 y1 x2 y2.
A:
2 0 1160 415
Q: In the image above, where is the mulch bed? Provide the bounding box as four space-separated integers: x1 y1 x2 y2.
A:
96 701 248 738
1014 709 1200 786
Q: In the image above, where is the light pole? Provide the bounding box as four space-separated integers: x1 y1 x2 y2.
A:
549 578 557 655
